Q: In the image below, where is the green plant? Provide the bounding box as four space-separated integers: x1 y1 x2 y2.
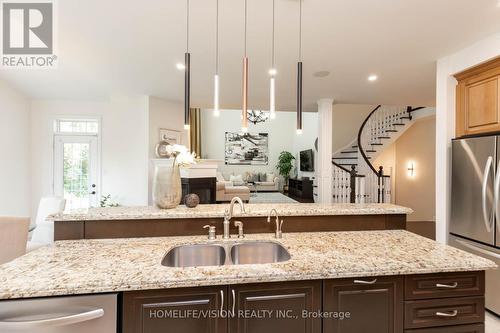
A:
100 194 120 208
276 151 295 184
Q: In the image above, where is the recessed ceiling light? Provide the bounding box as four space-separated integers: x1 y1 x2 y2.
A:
368 75 378 82
268 68 277 76
313 70 330 78
176 63 186 70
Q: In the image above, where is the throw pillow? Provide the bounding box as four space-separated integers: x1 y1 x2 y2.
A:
230 174 244 186
266 173 275 182
216 172 225 182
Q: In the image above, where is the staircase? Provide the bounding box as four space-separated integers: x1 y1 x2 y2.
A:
331 105 431 203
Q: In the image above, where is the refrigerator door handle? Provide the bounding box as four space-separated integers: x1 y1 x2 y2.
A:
495 158 500 232
482 156 493 233
455 239 500 260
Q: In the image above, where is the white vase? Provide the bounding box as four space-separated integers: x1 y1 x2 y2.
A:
152 159 182 209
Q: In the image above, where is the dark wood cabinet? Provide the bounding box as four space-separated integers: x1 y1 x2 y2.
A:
323 276 404 333
123 286 227 333
230 280 322 333
181 177 216 204
121 272 485 333
288 178 313 201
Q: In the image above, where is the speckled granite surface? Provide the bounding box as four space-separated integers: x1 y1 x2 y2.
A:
0 230 495 300
50 203 413 222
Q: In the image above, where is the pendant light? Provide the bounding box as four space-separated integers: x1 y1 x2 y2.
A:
184 0 191 130
296 0 303 135
241 0 249 133
213 0 220 117
269 0 276 120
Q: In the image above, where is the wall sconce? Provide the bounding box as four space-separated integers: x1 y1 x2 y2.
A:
407 161 416 178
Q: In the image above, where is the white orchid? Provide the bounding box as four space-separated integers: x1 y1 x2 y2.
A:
170 144 196 167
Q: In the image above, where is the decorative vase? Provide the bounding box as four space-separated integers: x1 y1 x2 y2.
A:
152 160 182 209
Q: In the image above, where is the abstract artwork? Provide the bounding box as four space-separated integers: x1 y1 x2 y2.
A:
225 132 269 165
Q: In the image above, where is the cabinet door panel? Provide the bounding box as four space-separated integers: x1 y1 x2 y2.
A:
323 276 403 333
466 77 499 129
123 286 227 333
230 280 321 333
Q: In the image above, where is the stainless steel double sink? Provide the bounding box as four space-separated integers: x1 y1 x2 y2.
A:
161 241 291 268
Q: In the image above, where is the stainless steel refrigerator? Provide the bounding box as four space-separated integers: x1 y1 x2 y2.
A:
451 135 500 316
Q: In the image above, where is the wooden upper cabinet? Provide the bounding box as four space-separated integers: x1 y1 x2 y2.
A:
455 57 500 137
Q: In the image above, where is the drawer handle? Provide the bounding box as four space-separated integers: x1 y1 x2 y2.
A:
354 279 377 285
435 310 458 317
436 282 458 289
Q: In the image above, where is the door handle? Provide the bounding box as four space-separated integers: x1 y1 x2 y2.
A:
481 156 493 233
435 282 458 289
495 159 500 232
231 289 235 315
220 290 224 313
435 310 458 317
354 278 377 285
0 308 104 330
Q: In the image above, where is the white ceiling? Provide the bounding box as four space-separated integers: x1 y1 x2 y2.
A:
1 0 500 111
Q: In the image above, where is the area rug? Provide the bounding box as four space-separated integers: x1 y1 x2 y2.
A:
248 192 298 204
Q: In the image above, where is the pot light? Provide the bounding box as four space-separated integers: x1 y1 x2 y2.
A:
368 75 378 82
176 63 185 70
269 68 277 76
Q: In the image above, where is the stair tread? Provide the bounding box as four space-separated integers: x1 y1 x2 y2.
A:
393 123 405 126
333 157 357 159
366 150 376 152
378 136 390 139
371 143 383 146
385 129 398 132
341 150 357 154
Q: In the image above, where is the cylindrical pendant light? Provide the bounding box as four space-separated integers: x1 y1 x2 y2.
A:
184 0 191 130
269 0 276 120
296 0 303 134
241 0 248 133
213 0 220 117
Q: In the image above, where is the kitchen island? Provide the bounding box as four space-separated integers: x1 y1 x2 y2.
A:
0 230 496 333
51 203 413 240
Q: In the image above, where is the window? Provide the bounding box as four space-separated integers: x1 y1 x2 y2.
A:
54 119 99 135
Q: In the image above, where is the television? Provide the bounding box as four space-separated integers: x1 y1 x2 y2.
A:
299 149 314 172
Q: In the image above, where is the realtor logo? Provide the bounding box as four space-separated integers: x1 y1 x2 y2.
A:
1 0 57 68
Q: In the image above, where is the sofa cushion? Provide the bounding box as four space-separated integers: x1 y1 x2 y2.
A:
256 181 275 186
266 173 275 182
225 186 250 194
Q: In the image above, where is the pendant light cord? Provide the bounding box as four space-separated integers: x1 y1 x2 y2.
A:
186 0 190 52
272 0 275 68
215 0 219 73
244 0 247 56
299 0 302 61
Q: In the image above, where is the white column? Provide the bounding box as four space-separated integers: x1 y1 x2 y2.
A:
317 98 334 203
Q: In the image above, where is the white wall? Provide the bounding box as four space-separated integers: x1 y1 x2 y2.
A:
332 104 375 153
436 32 500 244
200 109 318 181
147 97 187 203
30 94 150 215
0 79 30 217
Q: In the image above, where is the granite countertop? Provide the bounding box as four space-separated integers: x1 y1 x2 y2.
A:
50 203 413 222
0 230 495 300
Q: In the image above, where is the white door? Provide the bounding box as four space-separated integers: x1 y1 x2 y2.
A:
54 135 99 211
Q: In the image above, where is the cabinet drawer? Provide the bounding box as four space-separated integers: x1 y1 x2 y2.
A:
404 323 484 333
404 296 484 329
405 271 484 300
